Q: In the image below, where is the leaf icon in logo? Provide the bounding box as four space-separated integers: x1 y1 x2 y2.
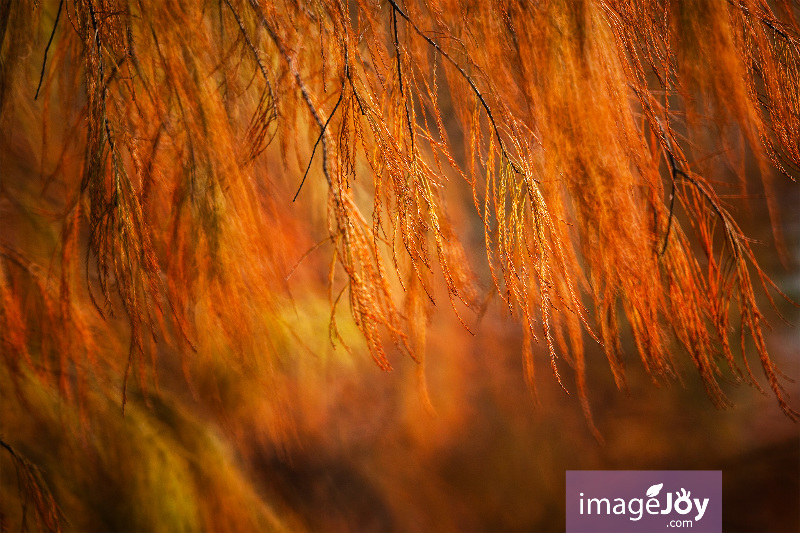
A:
646 483 663 498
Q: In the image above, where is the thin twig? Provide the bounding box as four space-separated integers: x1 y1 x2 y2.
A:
659 150 679 256
286 235 334 280
294 88 344 201
392 6 415 155
35 0 65 100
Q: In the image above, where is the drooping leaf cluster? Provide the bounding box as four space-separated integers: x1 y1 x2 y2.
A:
1 0 799 444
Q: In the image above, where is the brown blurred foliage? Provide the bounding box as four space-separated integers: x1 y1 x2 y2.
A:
1 0 799 531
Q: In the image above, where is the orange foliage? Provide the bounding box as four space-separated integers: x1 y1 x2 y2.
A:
1 0 799 529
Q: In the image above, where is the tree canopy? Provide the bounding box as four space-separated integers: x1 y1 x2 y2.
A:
1 1 799 530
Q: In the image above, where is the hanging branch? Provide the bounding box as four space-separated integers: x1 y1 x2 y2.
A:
0 438 66 533
391 5 416 155
386 0 523 174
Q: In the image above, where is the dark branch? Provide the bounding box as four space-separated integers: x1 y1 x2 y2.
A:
659 150 679 257
35 0 65 100
294 88 344 202
392 6 415 155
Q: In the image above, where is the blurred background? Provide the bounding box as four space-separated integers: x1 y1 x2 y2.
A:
3 136 796 533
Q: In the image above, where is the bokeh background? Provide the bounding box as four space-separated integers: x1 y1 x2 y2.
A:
1 2 799 532
3 138 797 532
